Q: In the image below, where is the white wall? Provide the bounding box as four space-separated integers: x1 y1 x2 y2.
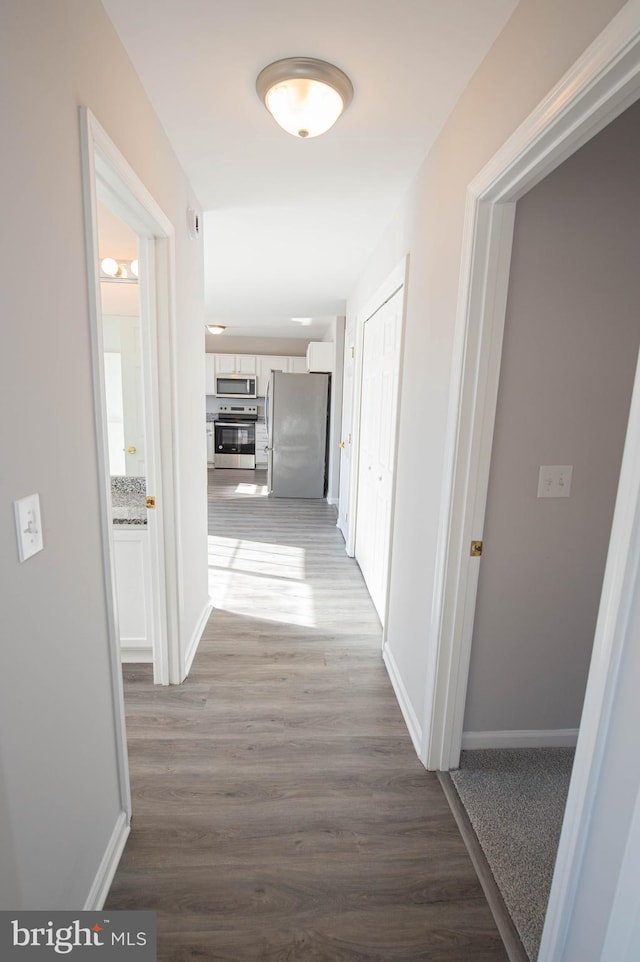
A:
0 0 205 908
346 0 628 744
464 98 640 736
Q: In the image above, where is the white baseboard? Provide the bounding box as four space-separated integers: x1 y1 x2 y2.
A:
327 496 339 505
383 643 422 757
184 600 213 677
83 810 130 910
461 728 579 750
120 645 152 663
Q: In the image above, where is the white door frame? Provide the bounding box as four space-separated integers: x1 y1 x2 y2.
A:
348 257 408 629
422 1 640 958
80 107 184 807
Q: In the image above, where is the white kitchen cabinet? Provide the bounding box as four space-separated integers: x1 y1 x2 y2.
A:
256 355 287 396
255 420 268 465
288 355 308 374
112 527 153 663
214 353 256 375
205 354 217 394
307 341 334 372
206 422 215 465
206 352 308 396
214 354 237 375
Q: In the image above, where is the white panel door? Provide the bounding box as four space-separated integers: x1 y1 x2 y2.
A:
338 320 355 540
355 289 402 621
120 316 146 477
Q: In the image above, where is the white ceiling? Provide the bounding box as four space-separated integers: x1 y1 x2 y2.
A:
101 0 518 340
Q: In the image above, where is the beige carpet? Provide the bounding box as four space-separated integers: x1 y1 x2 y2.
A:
450 748 575 961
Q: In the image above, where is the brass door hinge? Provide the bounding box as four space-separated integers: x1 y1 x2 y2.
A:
146 496 157 509
351 346 355 359
470 540 483 557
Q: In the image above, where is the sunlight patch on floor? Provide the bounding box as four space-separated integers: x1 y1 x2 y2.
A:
207 534 316 627
234 482 268 496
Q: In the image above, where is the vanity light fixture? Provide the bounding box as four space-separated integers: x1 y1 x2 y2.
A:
206 324 226 335
256 57 353 139
100 257 138 283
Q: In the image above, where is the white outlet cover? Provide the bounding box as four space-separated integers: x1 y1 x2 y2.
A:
14 493 44 561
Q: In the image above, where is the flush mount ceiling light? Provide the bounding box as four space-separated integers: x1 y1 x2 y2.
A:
256 57 353 139
206 324 226 335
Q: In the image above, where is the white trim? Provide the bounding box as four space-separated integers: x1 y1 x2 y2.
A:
184 601 213 676
426 1 640 772
327 496 339 506
120 646 153 664
383 643 422 757
83 811 130 911
461 729 579 751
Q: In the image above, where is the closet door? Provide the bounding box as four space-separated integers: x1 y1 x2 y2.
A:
355 288 402 621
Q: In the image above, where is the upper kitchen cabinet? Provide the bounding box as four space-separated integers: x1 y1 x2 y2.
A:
205 354 216 394
215 354 256 375
289 356 308 374
256 356 287 397
307 341 334 373
205 352 311 396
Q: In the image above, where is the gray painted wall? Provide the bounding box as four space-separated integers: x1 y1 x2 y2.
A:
464 99 640 735
206 336 309 356
0 0 205 908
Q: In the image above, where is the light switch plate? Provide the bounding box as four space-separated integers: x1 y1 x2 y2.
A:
14 493 44 561
537 465 573 498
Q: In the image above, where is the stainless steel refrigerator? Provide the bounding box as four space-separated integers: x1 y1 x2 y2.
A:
266 372 329 498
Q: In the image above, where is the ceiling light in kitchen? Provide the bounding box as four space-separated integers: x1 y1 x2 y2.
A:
256 58 353 139
206 325 226 335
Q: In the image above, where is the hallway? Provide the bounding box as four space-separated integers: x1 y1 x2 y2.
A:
106 469 507 960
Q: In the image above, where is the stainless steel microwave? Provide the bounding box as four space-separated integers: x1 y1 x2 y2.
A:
215 374 257 398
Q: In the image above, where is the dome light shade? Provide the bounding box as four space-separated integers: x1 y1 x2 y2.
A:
256 58 353 139
206 324 226 335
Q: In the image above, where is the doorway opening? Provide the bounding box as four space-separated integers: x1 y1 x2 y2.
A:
425 10 640 961
80 108 184 847
442 95 640 961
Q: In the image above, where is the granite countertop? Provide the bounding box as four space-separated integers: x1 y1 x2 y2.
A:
111 476 147 526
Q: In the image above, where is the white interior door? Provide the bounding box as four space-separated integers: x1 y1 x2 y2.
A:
120 316 146 477
355 289 402 621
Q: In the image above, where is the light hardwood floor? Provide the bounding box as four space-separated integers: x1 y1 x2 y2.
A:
106 468 508 961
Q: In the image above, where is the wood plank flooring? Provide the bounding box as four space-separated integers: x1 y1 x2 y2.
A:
106 469 508 961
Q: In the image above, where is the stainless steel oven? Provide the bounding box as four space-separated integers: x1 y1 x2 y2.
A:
214 404 257 469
